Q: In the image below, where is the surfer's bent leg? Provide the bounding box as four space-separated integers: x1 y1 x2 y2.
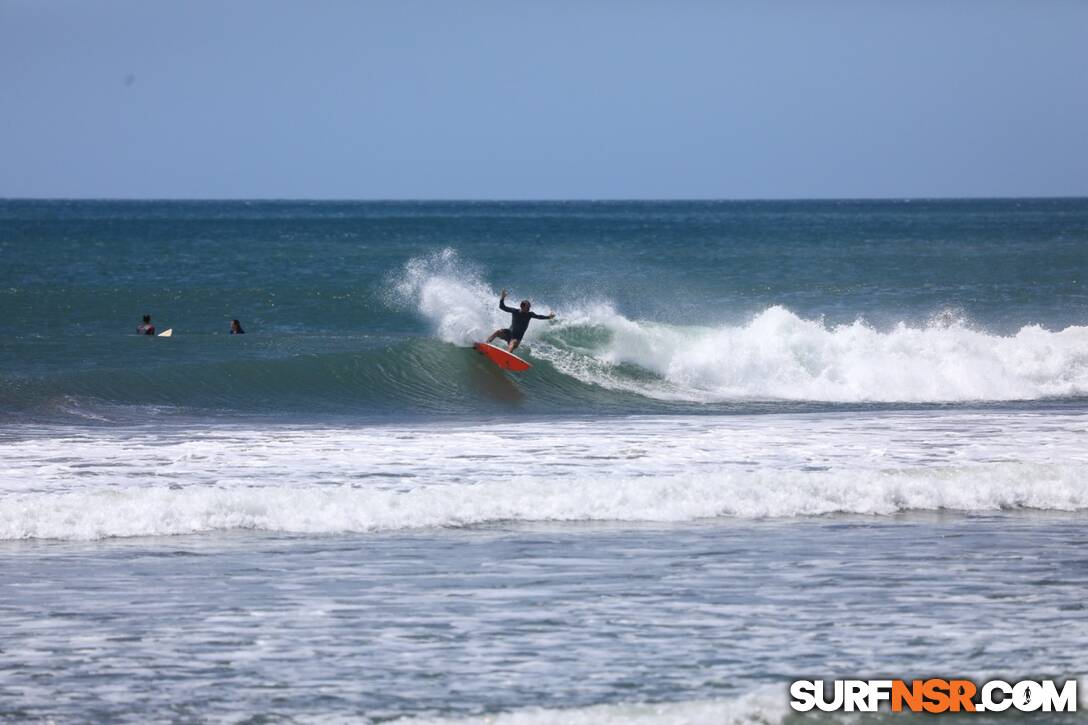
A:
489 329 513 344
508 338 521 352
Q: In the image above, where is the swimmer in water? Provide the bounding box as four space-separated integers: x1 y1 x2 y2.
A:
136 314 155 335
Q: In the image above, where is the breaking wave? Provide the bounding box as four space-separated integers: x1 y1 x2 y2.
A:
5 249 1088 423
394 250 1088 404
4 462 1087 541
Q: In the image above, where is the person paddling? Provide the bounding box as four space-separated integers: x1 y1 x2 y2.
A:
487 289 555 352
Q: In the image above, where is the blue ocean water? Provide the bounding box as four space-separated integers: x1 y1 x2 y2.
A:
2 199 1087 420
2 200 1088 722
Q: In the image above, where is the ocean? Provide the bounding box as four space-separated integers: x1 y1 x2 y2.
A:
2 199 1087 722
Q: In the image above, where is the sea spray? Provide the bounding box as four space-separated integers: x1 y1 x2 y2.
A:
389 248 503 345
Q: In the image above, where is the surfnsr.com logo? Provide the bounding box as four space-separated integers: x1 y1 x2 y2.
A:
790 679 1078 714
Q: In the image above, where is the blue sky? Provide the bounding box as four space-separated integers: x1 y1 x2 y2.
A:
2 1 1086 199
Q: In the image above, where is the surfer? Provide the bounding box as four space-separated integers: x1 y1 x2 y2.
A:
136 314 155 335
487 289 555 352
230 319 245 335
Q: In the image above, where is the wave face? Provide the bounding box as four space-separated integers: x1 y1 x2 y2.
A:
3 199 1088 420
4 411 1087 541
394 250 1088 405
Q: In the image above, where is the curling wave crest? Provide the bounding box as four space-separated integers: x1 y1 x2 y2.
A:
393 250 1088 403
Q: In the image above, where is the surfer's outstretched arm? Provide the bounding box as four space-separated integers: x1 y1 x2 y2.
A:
530 311 555 320
498 288 516 313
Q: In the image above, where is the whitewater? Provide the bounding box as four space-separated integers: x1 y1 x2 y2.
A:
4 411 1088 541
394 249 1088 405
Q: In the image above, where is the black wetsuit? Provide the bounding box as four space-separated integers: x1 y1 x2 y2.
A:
498 300 549 341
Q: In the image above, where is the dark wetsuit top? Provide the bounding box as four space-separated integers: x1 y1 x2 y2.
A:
500 300 549 340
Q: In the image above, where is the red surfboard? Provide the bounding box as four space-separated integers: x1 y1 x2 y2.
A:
474 342 532 372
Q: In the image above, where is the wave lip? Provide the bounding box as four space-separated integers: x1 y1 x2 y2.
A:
4 463 1086 541
390 250 1088 405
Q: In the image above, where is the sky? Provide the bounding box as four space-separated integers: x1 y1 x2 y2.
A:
2 1 1087 199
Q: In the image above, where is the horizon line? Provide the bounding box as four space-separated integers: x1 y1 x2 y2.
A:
3 195 1088 203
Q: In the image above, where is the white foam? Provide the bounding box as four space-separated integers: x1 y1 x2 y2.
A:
4 460 1087 541
5 411 1087 541
389 251 1088 402
397 688 789 725
543 305 1088 403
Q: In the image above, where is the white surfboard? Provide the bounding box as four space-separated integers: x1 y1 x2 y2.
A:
158 328 173 337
